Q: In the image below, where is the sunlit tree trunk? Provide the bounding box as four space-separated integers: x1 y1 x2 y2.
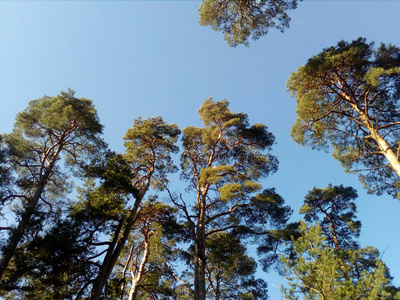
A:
343 92 400 177
128 231 151 300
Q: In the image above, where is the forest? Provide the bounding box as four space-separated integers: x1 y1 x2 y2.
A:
1 1 400 299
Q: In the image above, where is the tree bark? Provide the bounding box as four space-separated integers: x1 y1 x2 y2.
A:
344 93 400 177
90 180 150 300
128 231 151 300
0 145 62 280
369 129 400 176
90 221 123 300
90 195 143 299
194 192 207 300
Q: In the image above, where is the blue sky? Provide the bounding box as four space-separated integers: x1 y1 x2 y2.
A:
1 1 400 298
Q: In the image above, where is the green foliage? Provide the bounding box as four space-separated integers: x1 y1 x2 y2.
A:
178 98 290 299
83 151 138 196
74 179 129 237
288 38 400 197
205 232 269 299
247 190 298 273
0 216 97 299
181 98 278 186
0 138 13 220
282 222 396 300
300 185 361 250
2 89 105 200
9 89 104 169
124 116 180 191
74 151 138 232
199 0 300 47
281 185 400 300
0 89 106 282
180 98 283 235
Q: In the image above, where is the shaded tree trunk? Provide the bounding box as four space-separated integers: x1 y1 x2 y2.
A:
0 145 62 280
90 196 142 299
194 192 207 300
90 181 150 300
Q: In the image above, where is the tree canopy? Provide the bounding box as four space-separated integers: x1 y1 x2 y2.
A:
90 116 180 299
282 222 396 300
281 185 400 299
0 89 398 299
205 231 269 300
288 38 400 197
0 90 105 281
175 98 291 300
199 0 300 47
300 185 361 250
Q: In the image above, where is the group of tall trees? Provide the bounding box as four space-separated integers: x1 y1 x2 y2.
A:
1 70 400 299
199 2 400 197
0 1 399 298
0 93 292 299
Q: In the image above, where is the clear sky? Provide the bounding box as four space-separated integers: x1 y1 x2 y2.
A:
0 1 399 298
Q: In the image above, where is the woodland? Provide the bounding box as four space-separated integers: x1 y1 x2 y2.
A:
0 1 400 299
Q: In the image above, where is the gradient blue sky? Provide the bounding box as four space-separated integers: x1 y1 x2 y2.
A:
1 1 399 298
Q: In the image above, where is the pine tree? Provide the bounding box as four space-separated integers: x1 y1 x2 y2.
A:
199 0 300 47
175 98 291 300
281 185 400 299
0 90 105 281
89 116 180 299
288 38 400 197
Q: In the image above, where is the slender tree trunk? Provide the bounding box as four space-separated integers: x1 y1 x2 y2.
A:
326 214 350 281
90 180 150 300
120 239 135 299
194 192 207 300
90 195 143 299
210 272 221 300
91 221 123 299
128 232 151 300
128 284 136 300
0 146 62 280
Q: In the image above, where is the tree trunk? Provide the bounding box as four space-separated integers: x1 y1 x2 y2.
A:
0 146 62 280
344 93 400 177
370 129 400 177
90 181 150 300
90 195 143 299
91 221 123 300
194 192 207 300
128 232 151 300
120 239 135 299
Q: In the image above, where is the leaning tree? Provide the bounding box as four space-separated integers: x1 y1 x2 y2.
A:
0 90 104 280
288 38 400 197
